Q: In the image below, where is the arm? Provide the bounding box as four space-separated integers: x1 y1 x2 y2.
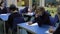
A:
32 14 39 23
32 17 37 23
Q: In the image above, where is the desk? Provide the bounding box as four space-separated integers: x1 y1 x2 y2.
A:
17 23 56 34
0 13 10 34
0 13 10 21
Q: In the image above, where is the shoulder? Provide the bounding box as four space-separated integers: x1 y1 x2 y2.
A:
44 11 51 16
3 7 7 10
13 12 22 17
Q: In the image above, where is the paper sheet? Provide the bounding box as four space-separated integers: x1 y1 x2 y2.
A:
26 13 34 16
45 30 53 34
1 14 7 15
26 23 38 26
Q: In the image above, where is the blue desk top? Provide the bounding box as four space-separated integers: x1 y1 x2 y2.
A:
0 13 10 21
18 23 55 34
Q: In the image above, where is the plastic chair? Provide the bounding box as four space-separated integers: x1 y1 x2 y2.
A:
54 15 59 23
49 15 59 26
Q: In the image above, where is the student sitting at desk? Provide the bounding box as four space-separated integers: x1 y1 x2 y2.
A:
53 5 60 34
6 4 25 34
22 6 35 22
28 7 51 27
0 1 8 14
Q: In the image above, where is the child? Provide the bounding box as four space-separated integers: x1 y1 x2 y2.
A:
6 4 25 34
28 7 51 27
0 1 8 14
53 5 60 34
21 6 35 22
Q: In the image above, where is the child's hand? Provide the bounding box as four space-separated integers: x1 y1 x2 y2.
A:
49 28 54 33
28 22 33 25
49 26 55 33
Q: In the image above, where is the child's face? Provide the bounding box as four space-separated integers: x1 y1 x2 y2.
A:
37 8 43 15
28 8 32 12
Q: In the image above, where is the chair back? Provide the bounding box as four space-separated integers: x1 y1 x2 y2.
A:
12 17 25 31
49 15 59 26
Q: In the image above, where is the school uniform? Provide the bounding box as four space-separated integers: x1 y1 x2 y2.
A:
6 12 25 34
32 12 51 27
21 7 35 22
0 7 8 14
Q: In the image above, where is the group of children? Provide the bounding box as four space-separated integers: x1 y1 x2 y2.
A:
0 1 60 34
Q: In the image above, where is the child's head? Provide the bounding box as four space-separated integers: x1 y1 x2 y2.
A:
9 4 17 12
48 3 52 7
24 6 28 12
0 1 4 7
35 7 45 15
39 7 45 12
32 4 36 11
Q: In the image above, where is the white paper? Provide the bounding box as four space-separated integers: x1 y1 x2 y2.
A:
26 13 34 16
45 30 49 33
45 30 53 34
1 14 7 15
26 23 38 26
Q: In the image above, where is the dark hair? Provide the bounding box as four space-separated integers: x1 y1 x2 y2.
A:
24 6 28 13
32 4 37 10
9 4 17 11
0 1 4 6
39 7 45 12
35 7 45 14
